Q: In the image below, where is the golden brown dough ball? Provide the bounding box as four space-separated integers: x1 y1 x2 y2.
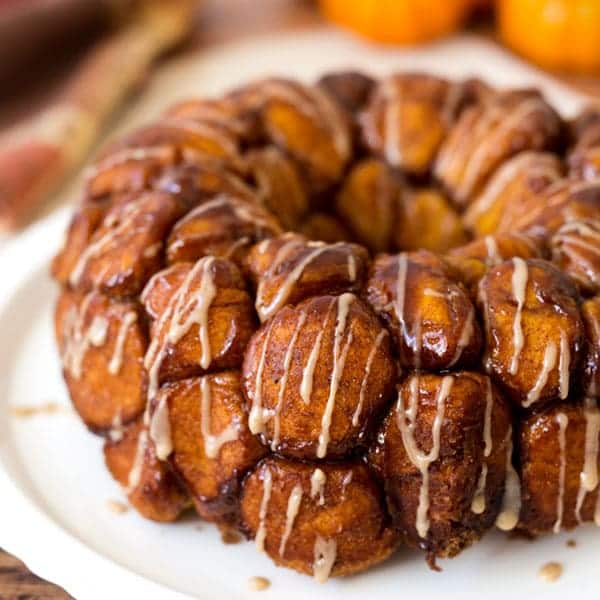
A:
245 146 309 229
394 187 468 253
366 251 482 370
370 372 512 562
478 258 584 409
165 194 282 268
335 158 402 252
141 257 256 396
434 91 562 207
245 234 369 322
104 419 189 522
54 290 147 432
550 219 600 296
317 70 376 116
360 73 486 175
148 371 266 524
296 212 353 244
448 232 543 268
518 399 600 536
67 191 186 298
240 457 398 581
463 151 563 237
242 293 396 459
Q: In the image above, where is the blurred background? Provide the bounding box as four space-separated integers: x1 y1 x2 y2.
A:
1 0 599 234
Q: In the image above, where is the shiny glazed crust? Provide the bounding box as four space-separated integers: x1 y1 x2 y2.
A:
52 72 600 582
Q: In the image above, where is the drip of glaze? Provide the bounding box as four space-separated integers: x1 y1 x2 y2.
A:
317 294 354 459
108 412 124 443
496 427 522 531
484 236 503 266
310 468 327 506
144 257 217 401
575 398 600 523
340 471 353 500
509 257 528 376
200 376 239 459
256 243 328 322
394 253 409 359
396 374 454 539
347 253 357 282
62 294 109 380
249 319 276 435
255 467 273 553
108 311 137 375
352 330 386 427
553 413 569 534
523 341 558 408
449 305 474 367
313 536 337 584
279 484 303 557
471 379 494 514
471 464 489 515
558 330 571 400
272 311 307 449
300 299 334 405
149 395 173 460
126 430 148 493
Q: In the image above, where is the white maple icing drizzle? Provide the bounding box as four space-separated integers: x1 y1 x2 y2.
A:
255 466 273 553
396 374 454 539
249 318 276 435
587 307 600 397
69 200 140 287
471 464 489 515
143 242 162 259
347 253 357 282
61 294 109 380
458 98 547 200
310 468 327 506
200 376 239 459
553 412 569 534
523 341 557 408
312 536 337 584
340 471 353 500
271 310 306 450
496 427 522 531
126 429 148 493
108 311 137 375
144 257 217 401
484 235 503 266
471 379 494 514
449 305 474 367
383 78 403 167
558 330 571 400
352 330 386 427
257 244 330 322
149 395 173 460
317 294 354 459
300 299 335 405
108 411 124 443
279 484 303 557
575 398 600 523
394 253 409 357
509 257 528 376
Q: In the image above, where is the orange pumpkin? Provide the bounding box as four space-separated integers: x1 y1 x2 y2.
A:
499 0 600 74
319 0 471 45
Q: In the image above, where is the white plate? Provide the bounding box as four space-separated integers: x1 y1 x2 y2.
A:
1 28 598 600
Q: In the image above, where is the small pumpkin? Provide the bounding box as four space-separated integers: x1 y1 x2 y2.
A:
319 0 471 45
499 0 600 74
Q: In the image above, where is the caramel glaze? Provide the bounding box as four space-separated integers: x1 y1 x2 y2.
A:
52 70 600 582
